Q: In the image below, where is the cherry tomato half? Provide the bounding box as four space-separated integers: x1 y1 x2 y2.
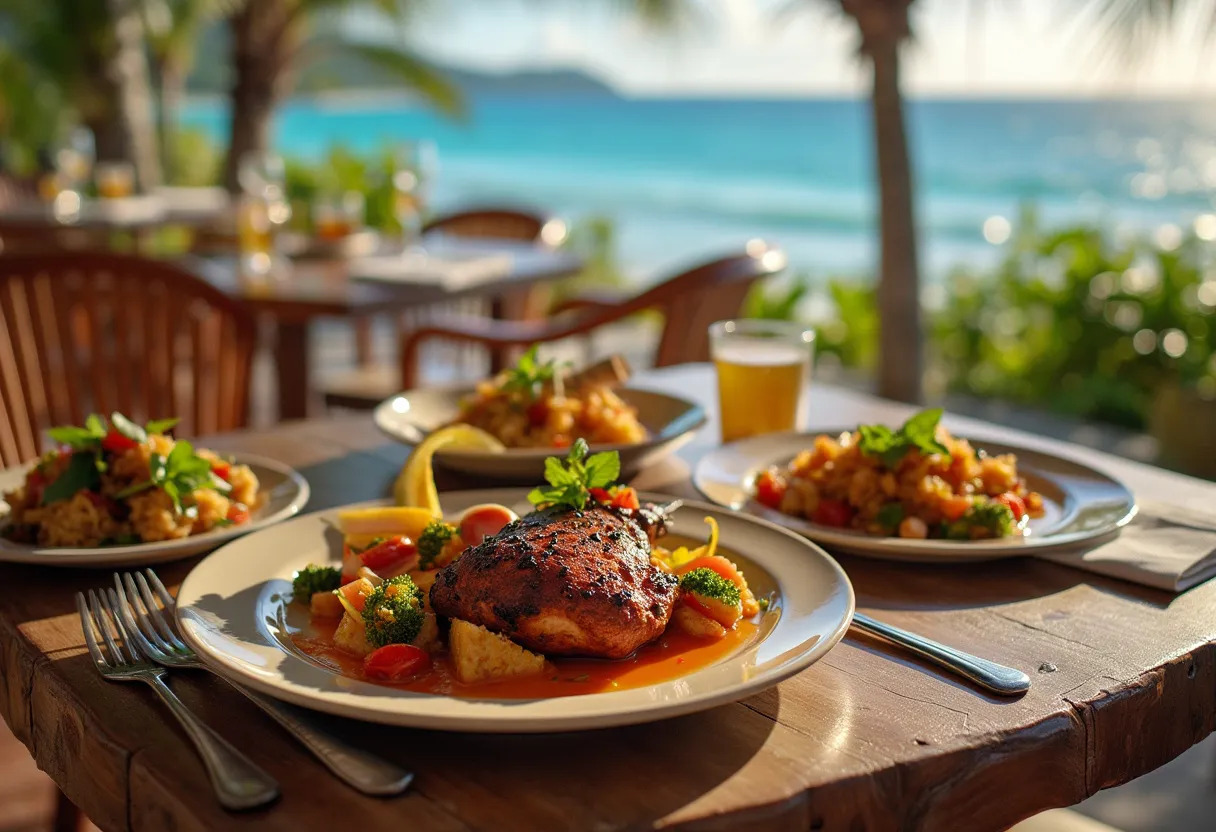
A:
995 492 1027 521
211 461 232 482
812 499 854 528
359 536 417 572
363 644 432 682
226 503 251 525
101 430 138 454
588 487 612 504
754 470 787 510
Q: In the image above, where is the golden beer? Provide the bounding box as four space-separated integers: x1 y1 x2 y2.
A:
710 321 814 443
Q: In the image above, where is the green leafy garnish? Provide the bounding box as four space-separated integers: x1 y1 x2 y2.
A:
40 453 102 505
857 408 951 468
115 439 229 514
875 502 905 531
145 417 179 435
528 439 622 511
48 414 107 450
501 346 557 399
110 412 147 443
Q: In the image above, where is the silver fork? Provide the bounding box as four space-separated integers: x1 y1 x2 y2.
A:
75 589 280 810
114 569 413 796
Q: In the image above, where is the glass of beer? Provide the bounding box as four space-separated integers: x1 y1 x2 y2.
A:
94 161 135 198
710 319 815 443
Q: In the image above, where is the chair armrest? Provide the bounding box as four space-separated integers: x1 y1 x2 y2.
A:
550 289 630 316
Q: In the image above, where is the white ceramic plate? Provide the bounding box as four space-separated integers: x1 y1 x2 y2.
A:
373 386 707 481
0 454 310 566
694 430 1137 562
176 489 854 733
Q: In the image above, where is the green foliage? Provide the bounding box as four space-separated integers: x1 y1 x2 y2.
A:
283 144 407 233
501 346 558 398
743 272 810 320
931 212 1216 428
168 127 222 186
528 440 622 511
857 409 951 468
292 564 342 599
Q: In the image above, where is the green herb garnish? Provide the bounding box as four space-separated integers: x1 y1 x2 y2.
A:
47 414 107 450
145 417 179 435
115 439 229 514
857 408 951 468
501 346 557 399
40 452 102 505
528 439 621 511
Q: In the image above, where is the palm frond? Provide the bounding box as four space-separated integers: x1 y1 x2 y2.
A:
306 39 466 118
1070 0 1216 62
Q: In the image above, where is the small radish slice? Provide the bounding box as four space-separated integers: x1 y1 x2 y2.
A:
458 504 518 547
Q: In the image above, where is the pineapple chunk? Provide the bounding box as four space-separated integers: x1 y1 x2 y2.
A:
333 612 374 657
672 604 727 639
449 619 546 684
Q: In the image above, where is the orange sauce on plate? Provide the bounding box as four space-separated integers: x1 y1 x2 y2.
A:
293 617 758 700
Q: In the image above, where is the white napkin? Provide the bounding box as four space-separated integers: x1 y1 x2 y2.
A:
1038 502 1216 592
351 250 512 291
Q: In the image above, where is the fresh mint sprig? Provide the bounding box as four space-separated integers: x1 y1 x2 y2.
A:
857 408 952 468
115 439 230 515
501 346 559 399
528 438 621 511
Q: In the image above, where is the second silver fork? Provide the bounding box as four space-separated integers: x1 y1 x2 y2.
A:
113 570 413 796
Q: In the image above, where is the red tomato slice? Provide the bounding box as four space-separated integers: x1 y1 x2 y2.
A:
211 461 232 482
526 400 549 426
363 644 432 682
226 504 251 525
995 493 1027 521
812 499 853 528
588 487 612 504
101 430 138 454
359 536 417 571
610 487 640 511
754 470 787 509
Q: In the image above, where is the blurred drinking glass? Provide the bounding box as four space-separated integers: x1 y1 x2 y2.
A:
237 196 274 275
391 140 436 245
709 319 815 443
94 161 135 198
238 151 285 196
313 191 364 241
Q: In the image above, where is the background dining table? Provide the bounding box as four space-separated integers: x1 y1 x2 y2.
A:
1 364 1214 831
183 238 583 421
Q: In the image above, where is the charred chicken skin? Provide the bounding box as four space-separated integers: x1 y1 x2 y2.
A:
429 503 679 659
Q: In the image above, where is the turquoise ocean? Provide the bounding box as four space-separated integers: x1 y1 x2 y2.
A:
182 94 1216 279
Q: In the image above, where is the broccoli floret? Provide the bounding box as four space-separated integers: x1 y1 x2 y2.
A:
292 565 341 600
945 501 1015 540
417 520 456 569
361 575 426 647
678 568 741 606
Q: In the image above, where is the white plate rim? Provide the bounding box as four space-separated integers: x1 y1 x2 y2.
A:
176 489 855 733
693 429 1138 561
0 452 311 566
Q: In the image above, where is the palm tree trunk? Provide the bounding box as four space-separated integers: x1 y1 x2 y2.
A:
154 56 186 184
223 1 295 193
99 0 162 189
867 33 922 404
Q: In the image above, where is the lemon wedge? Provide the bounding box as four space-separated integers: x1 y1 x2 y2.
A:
393 424 505 513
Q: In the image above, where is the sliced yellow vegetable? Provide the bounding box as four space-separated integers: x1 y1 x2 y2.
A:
392 424 505 513
337 506 435 540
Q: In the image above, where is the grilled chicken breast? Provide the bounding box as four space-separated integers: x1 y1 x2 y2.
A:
430 503 679 659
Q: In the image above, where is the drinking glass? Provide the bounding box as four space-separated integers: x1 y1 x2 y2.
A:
390 140 436 244
94 161 135 198
313 191 365 241
238 151 285 197
709 319 815 443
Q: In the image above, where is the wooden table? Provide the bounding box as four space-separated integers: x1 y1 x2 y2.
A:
183 240 582 420
2 365 1215 831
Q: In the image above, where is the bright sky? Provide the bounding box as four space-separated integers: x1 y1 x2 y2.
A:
358 0 1216 96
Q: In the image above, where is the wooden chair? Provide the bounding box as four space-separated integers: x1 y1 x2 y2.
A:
323 207 563 410
0 252 257 466
399 244 787 388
